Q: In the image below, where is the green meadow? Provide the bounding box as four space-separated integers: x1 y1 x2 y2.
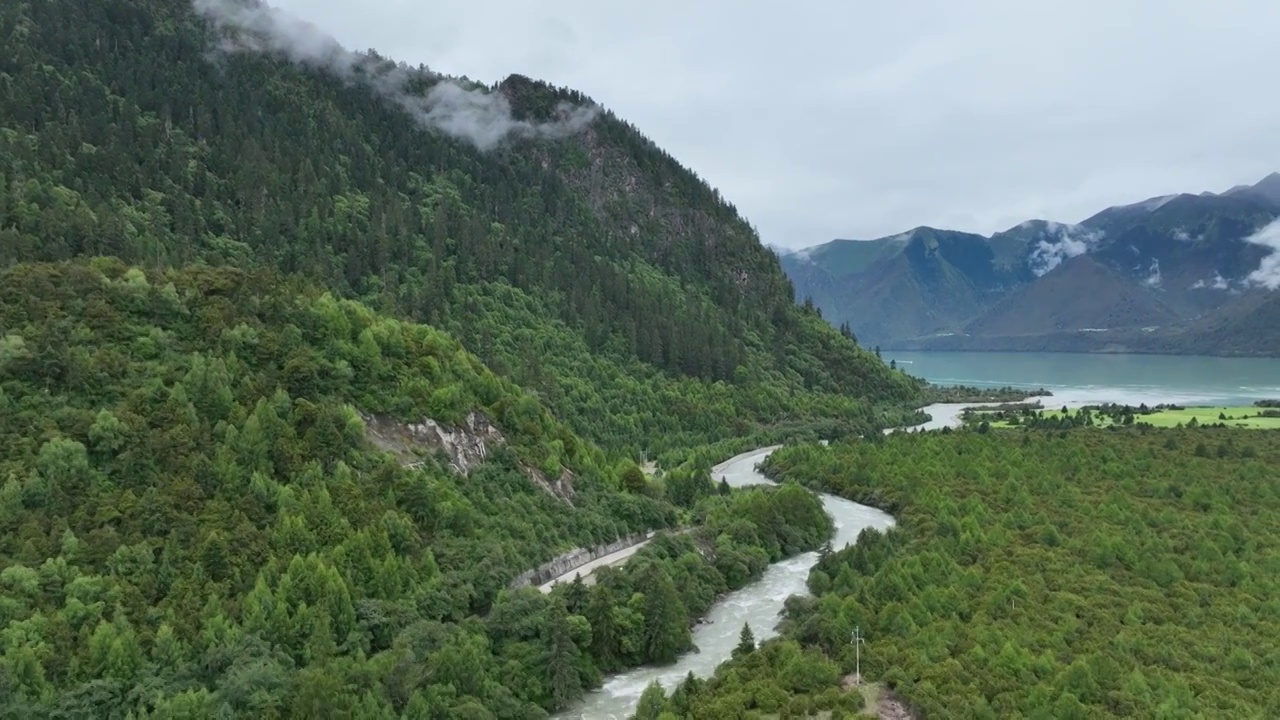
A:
1140 406 1280 429
971 405 1280 430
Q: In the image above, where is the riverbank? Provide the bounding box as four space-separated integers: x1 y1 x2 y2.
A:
554 404 1007 718
888 400 1034 433
554 445 895 719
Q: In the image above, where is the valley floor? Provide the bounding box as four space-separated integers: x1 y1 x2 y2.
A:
980 404 1280 430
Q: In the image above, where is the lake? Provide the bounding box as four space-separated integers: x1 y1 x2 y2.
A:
883 351 1280 407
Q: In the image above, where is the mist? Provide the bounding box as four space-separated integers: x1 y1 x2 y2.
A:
1245 219 1280 290
192 0 599 151
1028 223 1104 276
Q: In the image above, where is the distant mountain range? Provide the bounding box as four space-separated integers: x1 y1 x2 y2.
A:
777 173 1280 356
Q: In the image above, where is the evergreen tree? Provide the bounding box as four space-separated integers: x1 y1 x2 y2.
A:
563 574 588 615
637 563 691 664
544 597 582 709
734 623 756 658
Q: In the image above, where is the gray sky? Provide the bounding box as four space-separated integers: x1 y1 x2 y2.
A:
271 0 1280 249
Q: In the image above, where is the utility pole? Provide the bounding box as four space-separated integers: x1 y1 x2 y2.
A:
852 627 864 686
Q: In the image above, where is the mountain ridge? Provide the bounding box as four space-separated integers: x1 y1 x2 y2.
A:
781 172 1280 356
0 0 920 456
0 0 924 716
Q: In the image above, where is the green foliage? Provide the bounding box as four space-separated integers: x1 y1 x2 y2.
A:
637 638 856 718
976 402 1280 431
734 623 756 658
0 261 683 716
0 0 934 715
620 463 648 494
0 0 919 460
0 261 850 715
731 430 1280 718
921 384 1050 403
559 483 833 673
635 680 668 720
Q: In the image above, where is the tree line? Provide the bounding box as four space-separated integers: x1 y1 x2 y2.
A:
0 0 920 463
656 428 1280 718
0 260 844 717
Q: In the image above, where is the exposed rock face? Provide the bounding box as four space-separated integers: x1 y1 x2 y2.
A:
361 410 575 501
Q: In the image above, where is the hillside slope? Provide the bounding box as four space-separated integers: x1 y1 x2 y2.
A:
0 260 849 717
783 176 1280 356
783 228 1031 344
964 255 1180 337
1163 290 1280 356
0 1 928 714
0 0 919 455
0 260 680 716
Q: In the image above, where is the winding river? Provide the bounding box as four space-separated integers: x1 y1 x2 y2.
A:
552 350 1280 718
555 438 907 719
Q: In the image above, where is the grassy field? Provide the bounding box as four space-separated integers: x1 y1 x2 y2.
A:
974 406 1280 430
1139 406 1280 429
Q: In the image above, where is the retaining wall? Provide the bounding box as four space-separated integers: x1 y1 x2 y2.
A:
509 531 656 589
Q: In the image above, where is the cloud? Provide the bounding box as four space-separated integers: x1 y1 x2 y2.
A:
1028 224 1104 276
1245 218 1280 289
191 0 598 150
1143 259 1161 288
255 0 1280 246
1192 272 1232 290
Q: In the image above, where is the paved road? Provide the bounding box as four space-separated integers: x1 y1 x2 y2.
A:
537 536 654 592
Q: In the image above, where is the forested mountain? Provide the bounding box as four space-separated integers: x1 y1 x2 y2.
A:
0 0 928 715
780 174 1280 356
0 261 842 716
0 0 919 459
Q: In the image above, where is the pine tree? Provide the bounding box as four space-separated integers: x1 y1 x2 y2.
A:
637 563 690 664
563 574 588 615
544 596 582 709
585 584 621 672
733 622 755 658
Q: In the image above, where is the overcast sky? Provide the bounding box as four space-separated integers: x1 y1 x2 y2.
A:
271 0 1280 249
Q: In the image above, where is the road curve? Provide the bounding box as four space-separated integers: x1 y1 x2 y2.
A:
538 537 654 592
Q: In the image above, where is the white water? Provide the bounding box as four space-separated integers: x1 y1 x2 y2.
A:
558 386 1173 718
555 445 897 719
552 351 1280 717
